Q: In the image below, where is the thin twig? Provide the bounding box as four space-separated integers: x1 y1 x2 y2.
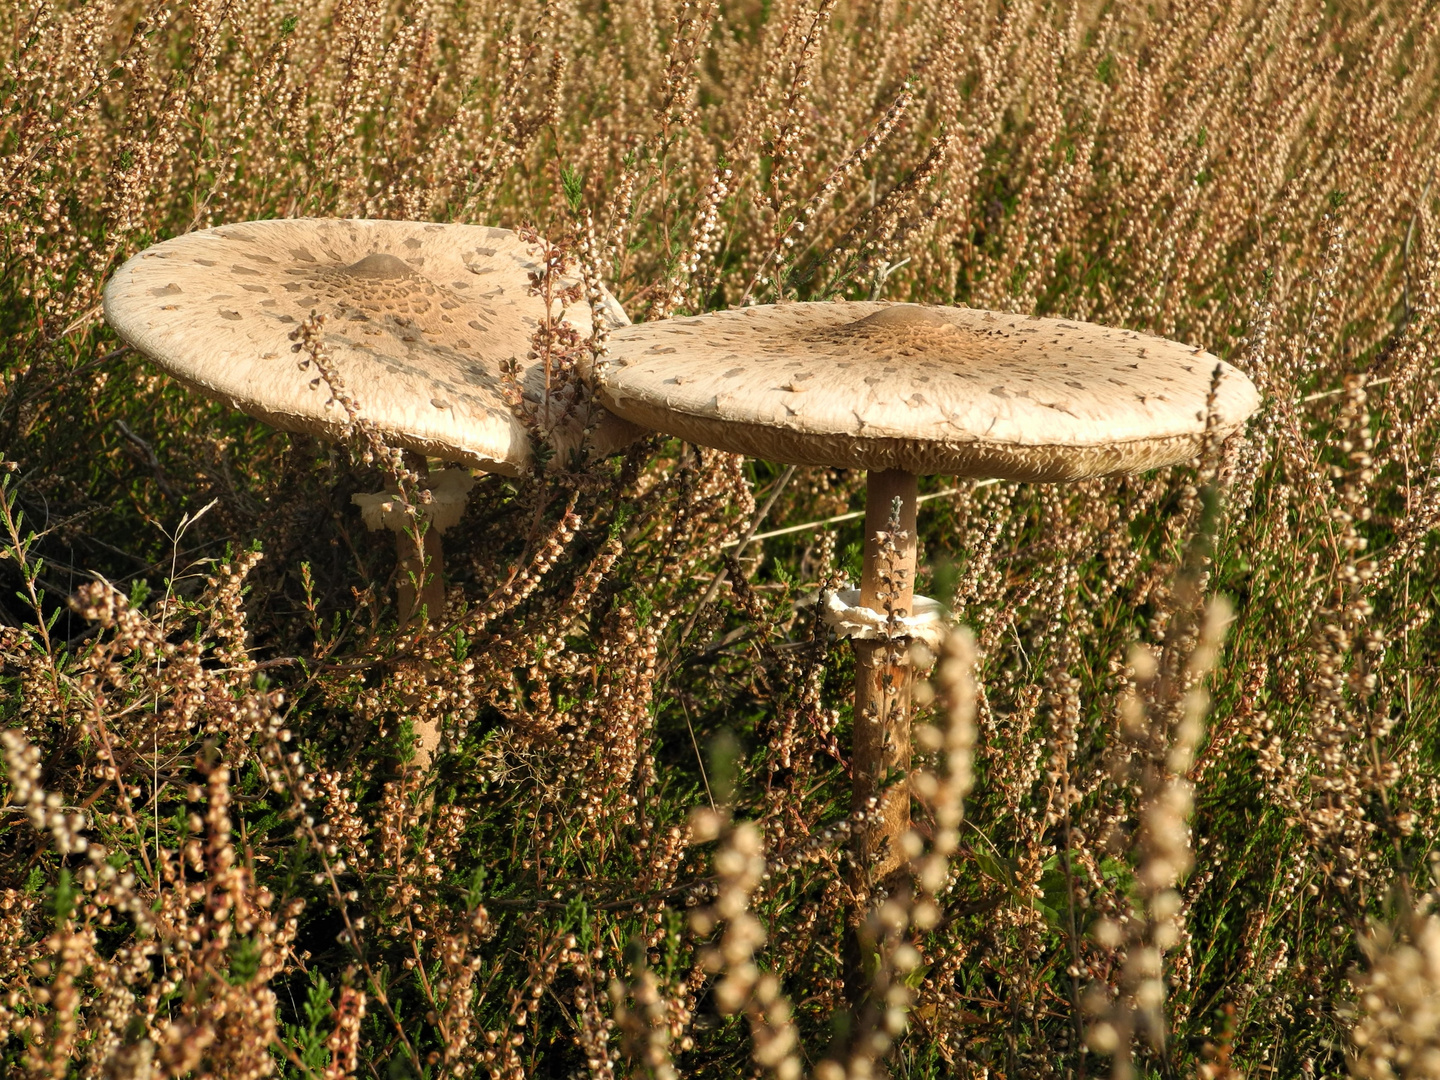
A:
868 256 911 300
1403 175 1435 321
59 303 102 339
722 479 1002 548
115 419 178 498
1299 376 1392 403
680 697 716 811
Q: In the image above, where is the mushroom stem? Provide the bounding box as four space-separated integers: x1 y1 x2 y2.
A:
354 458 478 776
395 453 446 628
851 468 919 886
394 453 445 776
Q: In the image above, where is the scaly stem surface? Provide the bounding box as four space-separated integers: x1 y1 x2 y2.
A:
851 468 919 886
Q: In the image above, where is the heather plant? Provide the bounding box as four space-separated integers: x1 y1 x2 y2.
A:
3 0 1440 1077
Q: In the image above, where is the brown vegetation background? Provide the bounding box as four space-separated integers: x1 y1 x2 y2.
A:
3 0 1440 1077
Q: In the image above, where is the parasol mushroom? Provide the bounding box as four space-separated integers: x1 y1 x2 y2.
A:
598 300 1260 886
103 216 639 625
104 217 640 769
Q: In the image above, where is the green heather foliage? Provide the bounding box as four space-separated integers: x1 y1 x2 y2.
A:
3 0 1440 1077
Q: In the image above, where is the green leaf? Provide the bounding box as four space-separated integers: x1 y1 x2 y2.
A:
467 864 489 911
228 936 262 984
562 165 585 213
304 972 333 1030
51 868 75 926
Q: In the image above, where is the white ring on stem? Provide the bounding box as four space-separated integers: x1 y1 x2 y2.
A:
351 468 476 534
819 588 950 652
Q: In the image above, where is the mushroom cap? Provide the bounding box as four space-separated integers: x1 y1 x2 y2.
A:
599 302 1260 480
104 218 640 475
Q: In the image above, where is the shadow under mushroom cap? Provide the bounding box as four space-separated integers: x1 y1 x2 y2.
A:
599 301 1261 480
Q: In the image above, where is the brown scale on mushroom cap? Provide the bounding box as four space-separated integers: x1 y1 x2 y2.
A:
104 218 640 474
600 301 1260 480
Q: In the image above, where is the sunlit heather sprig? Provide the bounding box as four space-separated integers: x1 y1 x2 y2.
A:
461 499 581 635
577 208 614 373
661 0 805 311
600 152 640 282
289 311 422 498
458 9 561 215
412 885 496 1080
764 552 845 777
599 0 718 316
741 0 842 305
1087 596 1233 1078
1385 216 1440 445
2 729 89 856
654 0 720 132
610 962 694 1080
573 936 621 1080
324 984 367 1080
507 226 588 452
911 627 979 917
651 448 757 589
690 809 802 1080
476 933 573 1080
2 732 299 1080
874 496 912 631
851 130 960 300
321 0 387 211
767 0 840 200
1252 379 1398 893
1346 903 1440 1080
763 812 863 878
95 0 231 291
744 83 914 305
1307 380 1395 881
205 548 264 671
655 161 732 319
826 627 980 1075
